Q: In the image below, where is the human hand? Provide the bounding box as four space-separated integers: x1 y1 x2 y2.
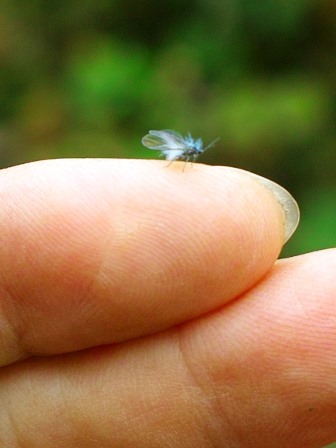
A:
0 159 334 448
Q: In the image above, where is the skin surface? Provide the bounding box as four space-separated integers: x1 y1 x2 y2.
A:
0 159 334 447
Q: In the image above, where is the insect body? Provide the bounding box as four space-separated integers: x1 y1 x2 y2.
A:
142 130 218 169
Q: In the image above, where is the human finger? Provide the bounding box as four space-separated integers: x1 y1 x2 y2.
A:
0 159 295 365
0 250 334 448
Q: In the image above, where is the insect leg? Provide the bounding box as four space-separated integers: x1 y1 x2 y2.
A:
165 159 176 168
182 157 190 172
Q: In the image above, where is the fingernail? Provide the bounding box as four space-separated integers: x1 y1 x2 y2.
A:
245 172 300 244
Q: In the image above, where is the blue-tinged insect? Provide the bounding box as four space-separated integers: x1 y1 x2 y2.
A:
142 130 218 170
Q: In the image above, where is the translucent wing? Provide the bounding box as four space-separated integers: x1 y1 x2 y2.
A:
141 130 189 151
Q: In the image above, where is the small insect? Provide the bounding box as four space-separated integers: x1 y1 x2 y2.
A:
142 129 218 170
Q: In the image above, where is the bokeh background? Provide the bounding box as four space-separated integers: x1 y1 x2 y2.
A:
0 0 335 257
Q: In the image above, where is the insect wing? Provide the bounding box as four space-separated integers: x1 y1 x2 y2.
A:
161 148 186 161
141 133 164 149
142 130 188 151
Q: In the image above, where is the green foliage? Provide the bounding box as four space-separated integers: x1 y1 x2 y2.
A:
66 39 150 126
283 186 336 257
0 0 335 255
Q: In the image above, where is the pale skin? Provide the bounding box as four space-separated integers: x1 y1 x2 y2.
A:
0 159 335 448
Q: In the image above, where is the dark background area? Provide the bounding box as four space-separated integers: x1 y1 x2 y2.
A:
0 0 335 256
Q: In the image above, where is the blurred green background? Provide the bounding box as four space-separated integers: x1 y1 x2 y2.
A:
0 0 335 257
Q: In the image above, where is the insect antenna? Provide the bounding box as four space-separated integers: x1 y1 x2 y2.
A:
204 137 220 151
